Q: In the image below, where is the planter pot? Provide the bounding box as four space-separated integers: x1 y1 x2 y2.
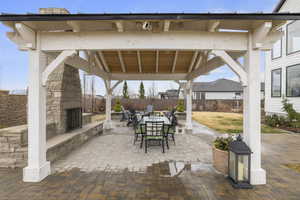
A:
111 112 122 121
212 147 228 175
175 112 186 120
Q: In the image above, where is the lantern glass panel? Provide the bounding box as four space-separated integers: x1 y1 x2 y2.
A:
229 151 236 181
237 155 249 181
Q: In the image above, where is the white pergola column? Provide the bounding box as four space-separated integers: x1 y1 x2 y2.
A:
23 50 50 182
185 80 193 130
243 33 266 185
104 80 112 129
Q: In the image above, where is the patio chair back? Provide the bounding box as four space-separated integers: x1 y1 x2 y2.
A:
132 114 140 128
145 121 164 137
170 114 178 126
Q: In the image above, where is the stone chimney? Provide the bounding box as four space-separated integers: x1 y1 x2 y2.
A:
39 8 70 14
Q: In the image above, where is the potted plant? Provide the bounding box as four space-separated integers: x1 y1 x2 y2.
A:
175 99 186 120
212 136 233 175
111 99 122 120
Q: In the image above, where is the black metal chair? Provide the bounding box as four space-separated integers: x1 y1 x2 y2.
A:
126 109 136 126
144 121 165 153
164 114 177 145
133 116 145 145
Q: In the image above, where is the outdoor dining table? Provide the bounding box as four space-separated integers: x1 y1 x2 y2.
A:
139 116 171 125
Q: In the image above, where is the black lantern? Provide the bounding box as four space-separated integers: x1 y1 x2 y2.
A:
228 135 253 189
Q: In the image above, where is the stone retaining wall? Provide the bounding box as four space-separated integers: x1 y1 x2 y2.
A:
0 125 28 168
0 122 103 168
0 93 27 128
47 122 103 163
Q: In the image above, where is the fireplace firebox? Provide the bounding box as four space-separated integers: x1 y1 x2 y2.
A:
66 108 82 131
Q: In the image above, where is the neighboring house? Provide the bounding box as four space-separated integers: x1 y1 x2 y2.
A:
159 89 180 99
191 79 265 100
95 95 104 99
265 0 300 115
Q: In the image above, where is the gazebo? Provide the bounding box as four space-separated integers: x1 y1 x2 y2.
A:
0 10 298 184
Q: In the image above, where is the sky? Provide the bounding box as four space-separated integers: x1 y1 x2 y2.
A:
0 0 279 96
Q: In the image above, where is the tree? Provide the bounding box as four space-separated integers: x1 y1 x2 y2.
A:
139 81 145 99
147 81 157 99
122 81 129 98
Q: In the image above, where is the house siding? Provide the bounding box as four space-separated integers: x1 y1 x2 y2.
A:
205 92 241 100
278 0 300 13
265 0 300 115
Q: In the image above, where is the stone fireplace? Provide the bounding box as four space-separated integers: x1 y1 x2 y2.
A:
46 63 82 140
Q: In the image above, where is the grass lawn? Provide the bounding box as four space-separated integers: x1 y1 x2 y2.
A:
285 163 300 174
192 112 288 134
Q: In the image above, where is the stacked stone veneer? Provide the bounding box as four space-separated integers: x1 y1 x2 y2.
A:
0 121 103 168
0 62 82 168
46 63 82 139
0 91 27 128
0 125 28 167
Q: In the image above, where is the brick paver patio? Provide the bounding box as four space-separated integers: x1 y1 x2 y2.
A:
1 121 300 200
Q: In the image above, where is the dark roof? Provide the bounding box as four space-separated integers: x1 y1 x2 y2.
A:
0 13 300 21
159 89 179 97
192 79 264 92
273 0 287 12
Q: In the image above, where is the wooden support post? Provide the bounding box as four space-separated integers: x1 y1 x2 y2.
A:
104 80 112 129
185 80 193 131
23 49 50 182
243 33 266 185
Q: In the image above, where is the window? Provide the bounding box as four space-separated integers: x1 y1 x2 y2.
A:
271 69 281 97
193 92 197 100
287 21 300 55
286 64 300 97
271 35 282 59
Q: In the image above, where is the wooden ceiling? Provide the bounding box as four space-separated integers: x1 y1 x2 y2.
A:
96 50 199 74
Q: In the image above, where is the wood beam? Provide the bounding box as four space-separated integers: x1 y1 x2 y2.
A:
252 22 272 49
186 52 244 80
111 73 186 80
98 51 110 72
40 31 248 51
115 21 124 32
188 51 198 73
137 51 142 73
171 51 178 73
164 20 170 32
42 50 77 85
194 52 203 70
260 30 284 51
208 20 220 32
6 32 27 50
111 80 123 92
212 50 248 86
67 21 81 32
15 23 36 49
94 52 105 71
156 50 159 73
117 51 126 72
65 54 110 80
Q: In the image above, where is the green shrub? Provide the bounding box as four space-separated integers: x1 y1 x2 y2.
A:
265 114 289 127
176 100 185 112
282 98 300 123
113 99 122 112
213 136 233 151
